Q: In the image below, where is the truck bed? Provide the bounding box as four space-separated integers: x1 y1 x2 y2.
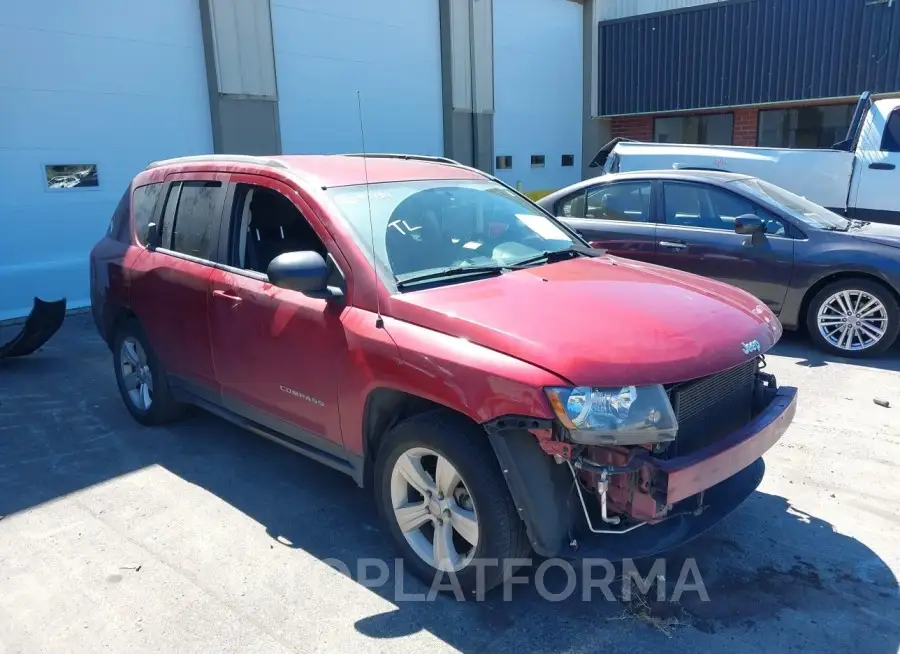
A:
613 141 855 211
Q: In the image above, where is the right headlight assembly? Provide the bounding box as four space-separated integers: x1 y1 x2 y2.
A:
544 384 678 446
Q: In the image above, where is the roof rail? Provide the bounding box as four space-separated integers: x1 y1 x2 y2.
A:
146 154 288 170
342 153 463 166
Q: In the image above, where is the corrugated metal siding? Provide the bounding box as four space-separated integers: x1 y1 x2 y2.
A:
598 0 724 22
598 0 900 116
209 0 277 98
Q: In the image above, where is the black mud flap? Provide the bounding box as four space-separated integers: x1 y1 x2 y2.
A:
0 298 67 360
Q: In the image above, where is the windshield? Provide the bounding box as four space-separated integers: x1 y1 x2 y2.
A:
730 178 849 231
327 179 580 289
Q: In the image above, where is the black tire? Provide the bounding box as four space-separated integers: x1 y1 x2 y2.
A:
374 409 531 595
805 278 900 357
112 319 185 425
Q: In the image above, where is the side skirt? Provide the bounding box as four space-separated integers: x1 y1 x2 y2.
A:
170 377 364 485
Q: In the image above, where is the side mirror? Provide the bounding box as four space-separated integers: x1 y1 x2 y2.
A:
267 251 341 299
734 215 764 235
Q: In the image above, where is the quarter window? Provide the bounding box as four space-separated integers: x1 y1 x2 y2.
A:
132 183 164 245
165 181 225 261
584 182 652 222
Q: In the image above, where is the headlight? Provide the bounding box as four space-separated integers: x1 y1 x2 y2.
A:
544 384 678 446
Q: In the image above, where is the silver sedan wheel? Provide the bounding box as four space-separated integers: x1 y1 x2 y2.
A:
389 447 479 573
817 289 889 352
120 337 153 411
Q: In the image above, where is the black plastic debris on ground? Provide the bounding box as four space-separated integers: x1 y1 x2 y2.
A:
0 298 67 360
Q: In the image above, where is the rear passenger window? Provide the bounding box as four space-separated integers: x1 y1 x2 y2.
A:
557 191 586 217
133 183 163 245
585 182 652 222
166 181 225 261
882 108 900 153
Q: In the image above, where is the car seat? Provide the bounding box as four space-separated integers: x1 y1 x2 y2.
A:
246 190 323 273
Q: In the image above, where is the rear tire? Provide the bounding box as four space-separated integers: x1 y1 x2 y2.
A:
374 409 530 595
805 278 900 357
113 319 185 425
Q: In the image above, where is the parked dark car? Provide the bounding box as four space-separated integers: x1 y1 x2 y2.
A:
538 171 900 357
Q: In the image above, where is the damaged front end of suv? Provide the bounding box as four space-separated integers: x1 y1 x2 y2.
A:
486 355 797 561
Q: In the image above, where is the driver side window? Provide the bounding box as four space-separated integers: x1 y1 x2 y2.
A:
663 182 786 236
229 183 328 274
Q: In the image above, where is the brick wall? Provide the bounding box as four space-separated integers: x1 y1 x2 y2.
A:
609 109 761 145
733 108 759 146
610 115 654 142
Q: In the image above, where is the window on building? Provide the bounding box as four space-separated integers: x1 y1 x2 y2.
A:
882 108 900 153
561 154 575 167
757 103 856 149
133 183 164 246
165 181 225 261
654 113 733 145
496 155 512 170
531 155 545 168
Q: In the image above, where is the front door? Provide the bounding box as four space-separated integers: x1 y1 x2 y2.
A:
556 180 657 263
652 181 795 314
850 101 900 225
207 176 347 447
130 173 228 390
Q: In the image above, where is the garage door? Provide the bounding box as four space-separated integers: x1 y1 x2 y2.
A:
493 0 583 195
0 2 212 322
273 0 444 156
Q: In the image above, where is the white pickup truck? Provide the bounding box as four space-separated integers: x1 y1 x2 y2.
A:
592 93 900 225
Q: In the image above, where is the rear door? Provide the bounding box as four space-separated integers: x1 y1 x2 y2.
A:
555 180 657 263
129 172 228 391
652 181 794 313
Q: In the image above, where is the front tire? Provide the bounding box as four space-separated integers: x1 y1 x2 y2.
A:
113 320 185 425
374 409 530 595
805 278 900 357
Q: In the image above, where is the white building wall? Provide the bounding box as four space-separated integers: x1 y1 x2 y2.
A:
493 0 583 193
598 0 726 21
273 0 444 155
0 1 212 322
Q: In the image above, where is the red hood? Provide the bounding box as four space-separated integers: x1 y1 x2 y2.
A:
386 256 781 387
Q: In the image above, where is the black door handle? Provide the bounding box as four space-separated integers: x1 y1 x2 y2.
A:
869 162 896 170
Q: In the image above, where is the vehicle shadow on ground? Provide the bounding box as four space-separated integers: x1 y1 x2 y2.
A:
1 322 898 651
772 331 900 372
154 411 900 651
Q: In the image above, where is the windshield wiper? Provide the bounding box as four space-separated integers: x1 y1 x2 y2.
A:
506 245 606 269
848 219 870 230
395 264 509 289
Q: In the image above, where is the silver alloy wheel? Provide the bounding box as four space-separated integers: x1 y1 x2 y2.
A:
389 447 479 572
120 337 153 411
816 289 889 352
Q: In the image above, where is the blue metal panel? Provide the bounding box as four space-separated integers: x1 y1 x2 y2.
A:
598 0 900 116
0 0 212 321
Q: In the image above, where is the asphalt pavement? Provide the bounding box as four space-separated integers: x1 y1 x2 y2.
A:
1 315 898 653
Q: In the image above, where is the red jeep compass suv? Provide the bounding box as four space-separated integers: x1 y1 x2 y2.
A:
90 153 797 592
